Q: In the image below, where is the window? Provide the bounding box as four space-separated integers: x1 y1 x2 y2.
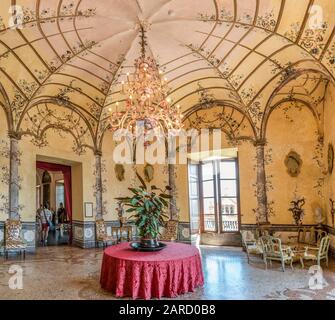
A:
189 158 240 233
56 181 65 211
188 163 201 235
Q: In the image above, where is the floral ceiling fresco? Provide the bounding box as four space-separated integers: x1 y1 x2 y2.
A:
0 0 335 152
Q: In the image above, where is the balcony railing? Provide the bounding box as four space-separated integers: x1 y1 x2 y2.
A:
204 214 239 232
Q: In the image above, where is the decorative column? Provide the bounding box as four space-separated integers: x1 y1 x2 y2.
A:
254 139 269 224
168 164 178 220
94 151 103 220
8 132 21 220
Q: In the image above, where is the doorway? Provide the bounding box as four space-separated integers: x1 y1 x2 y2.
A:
36 161 72 246
188 151 241 246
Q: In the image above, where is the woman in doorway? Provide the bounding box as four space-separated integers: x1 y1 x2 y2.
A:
39 204 52 245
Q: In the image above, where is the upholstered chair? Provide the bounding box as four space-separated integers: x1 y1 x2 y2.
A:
260 236 294 272
3 219 27 260
240 230 263 264
159 220 179 241
95 219 117 249
304 236 331 267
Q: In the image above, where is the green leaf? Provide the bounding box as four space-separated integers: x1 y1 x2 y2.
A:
160 193 172 199
136 172 147 189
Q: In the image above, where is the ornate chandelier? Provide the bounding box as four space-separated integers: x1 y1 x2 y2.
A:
109 22 183 136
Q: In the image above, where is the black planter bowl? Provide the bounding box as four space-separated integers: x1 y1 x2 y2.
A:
130 242 167 252
140 239 159 248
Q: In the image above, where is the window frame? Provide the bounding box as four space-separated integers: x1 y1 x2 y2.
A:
197 158 241 234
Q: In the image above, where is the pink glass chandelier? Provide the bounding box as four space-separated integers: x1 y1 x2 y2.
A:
109 23 183 136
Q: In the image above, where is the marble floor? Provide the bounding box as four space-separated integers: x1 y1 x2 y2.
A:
0 245 335 300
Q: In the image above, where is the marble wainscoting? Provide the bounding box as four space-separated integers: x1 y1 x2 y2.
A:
72 220 191 249
22 222 37 252
177 222 191 244
72 221 96 249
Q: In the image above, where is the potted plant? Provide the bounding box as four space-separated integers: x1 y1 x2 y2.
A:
116 172 171 248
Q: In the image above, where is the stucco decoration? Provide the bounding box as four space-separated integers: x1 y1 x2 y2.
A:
284 151 302 177
289 198 305 225
114 164 125 182
328 144 334 174
144 164 154 182
23 230 35 242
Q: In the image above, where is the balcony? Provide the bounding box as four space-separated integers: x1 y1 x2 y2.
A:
204 214 239 232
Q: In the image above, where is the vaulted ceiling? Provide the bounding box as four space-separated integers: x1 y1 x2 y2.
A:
0 0 334 151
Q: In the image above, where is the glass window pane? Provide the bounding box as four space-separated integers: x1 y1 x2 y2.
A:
190 199 199 217
189 164 198 176
202 180 214 197
221 198 238 231
221 198 238 215
204 215 216 231
203 198 215 215
190 182 198 197
220 161 236 179
201 162 214 180
220 180 237 197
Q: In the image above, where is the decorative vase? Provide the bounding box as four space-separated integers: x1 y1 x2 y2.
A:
140 238 159 248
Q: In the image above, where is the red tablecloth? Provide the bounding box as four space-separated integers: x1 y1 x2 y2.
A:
100 242 204 300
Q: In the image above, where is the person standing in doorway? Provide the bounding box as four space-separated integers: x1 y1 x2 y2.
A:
36 204 43 243
39 204 52 245
57 202 67 224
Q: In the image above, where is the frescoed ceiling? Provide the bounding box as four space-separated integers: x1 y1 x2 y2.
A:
0 0 334 150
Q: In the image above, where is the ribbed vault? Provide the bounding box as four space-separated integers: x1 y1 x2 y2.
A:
1 0 335 151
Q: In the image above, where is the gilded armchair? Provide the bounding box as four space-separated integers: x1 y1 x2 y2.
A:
240 230 263 264
304 236 330 267
260 236 294 272
95 219 117 249
3 219 27 260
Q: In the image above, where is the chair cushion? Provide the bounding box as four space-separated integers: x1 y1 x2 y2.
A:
247 244 263 254
5 241 26 249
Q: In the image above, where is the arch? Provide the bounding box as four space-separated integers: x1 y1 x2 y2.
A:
262 98 322 140
184 100 258 141
17 98 97 149
20 124 95 155
0 82 12 131
261 68 332 139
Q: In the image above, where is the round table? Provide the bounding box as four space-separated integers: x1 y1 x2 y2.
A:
100 242 204 300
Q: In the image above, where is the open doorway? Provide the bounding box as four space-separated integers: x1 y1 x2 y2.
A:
36 161 72 246
188 148 241 246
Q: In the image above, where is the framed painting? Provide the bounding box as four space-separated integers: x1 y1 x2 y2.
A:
84 202 94 218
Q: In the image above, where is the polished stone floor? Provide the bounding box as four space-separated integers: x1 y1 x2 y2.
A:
0 245 334 300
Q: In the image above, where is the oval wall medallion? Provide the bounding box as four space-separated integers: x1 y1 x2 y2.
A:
84 228 93 239
144 164 154 182
114 164 125 181
24 230 35 242
284 151 302 177
181 227 190 239
328 143 334 174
